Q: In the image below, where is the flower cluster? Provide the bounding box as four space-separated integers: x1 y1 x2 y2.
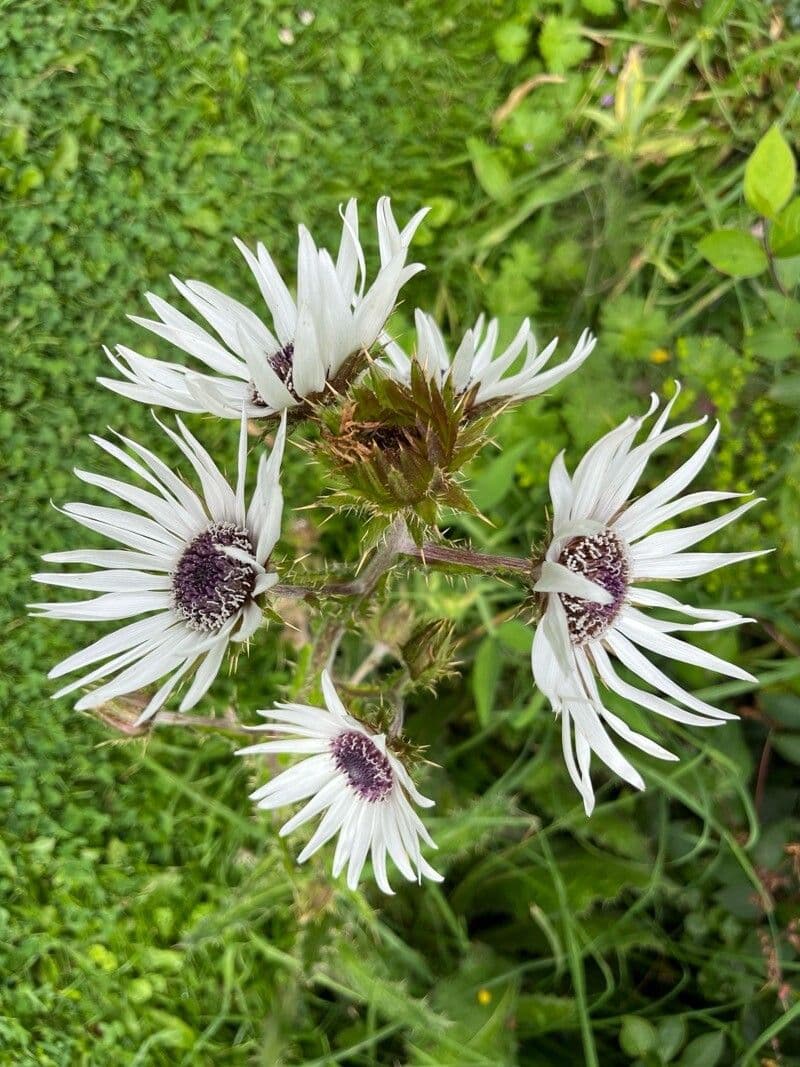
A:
33 199 764 891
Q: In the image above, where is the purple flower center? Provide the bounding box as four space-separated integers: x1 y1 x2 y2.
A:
330 730 394 802
251 342 298 406
172 522 256 632
558 530 629 645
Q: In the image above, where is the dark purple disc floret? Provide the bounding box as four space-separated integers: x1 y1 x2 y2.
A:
330 730 394 802
558 529 629 645
172 522 256 633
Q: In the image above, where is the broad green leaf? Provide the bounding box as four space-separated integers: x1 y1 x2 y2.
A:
771 197 800 257
747 325 797 363
619 1015 657 1057
744 126 796 219
473 637 502 726
762 290 800 328
772 733 800 764
466 137 513 202
769 374 800 407
495 619 533 655
697 229 768 278
500 105 564 154
471 441 527 510
658 1016 688 1061
760 692 800 728
539 17 591 74
677 1032 725 1067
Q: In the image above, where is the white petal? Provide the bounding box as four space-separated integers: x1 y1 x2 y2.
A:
604 628 745 718
631 499 762 560
297 790 353 864
47 611 177 679
178 641 228 711
277 776 344 835
616 611 757 683
534 560 614 605
633 549 770 581
591 643 732 726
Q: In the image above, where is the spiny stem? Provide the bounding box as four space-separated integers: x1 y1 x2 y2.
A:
272 516 416 602
401 541 534 578
388 692 406 739
308 516 410 680
93 707 253 737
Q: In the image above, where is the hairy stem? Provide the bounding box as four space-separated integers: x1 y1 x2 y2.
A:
272 525 534 604
331 515 412 596
93 706 253 737
308 516 411 679
401 541 534 578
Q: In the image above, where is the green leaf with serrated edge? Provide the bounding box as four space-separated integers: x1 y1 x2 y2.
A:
539 16 592 73
697 229 768 277
494 22 529 64
744 126 796 219
771 197 800 257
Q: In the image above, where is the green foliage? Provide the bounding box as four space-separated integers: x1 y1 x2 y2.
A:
772 197 800 258
539 17 592 74
700 119 798 281
744 126 796 219
600 294 671 361
4 0 800 1064
697 230 769 278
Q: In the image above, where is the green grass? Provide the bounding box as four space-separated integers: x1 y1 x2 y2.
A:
2 1 800 1063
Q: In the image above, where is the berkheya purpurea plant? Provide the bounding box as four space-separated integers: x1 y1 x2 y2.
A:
32 198 766 892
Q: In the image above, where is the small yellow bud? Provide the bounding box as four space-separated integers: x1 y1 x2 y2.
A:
477 988 493 1006
649 348 671 364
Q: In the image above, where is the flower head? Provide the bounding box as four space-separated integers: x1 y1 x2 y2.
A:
531 385 767 814
99 198 429 420
31 413 286 722
379 309 596 410
237 671 442 893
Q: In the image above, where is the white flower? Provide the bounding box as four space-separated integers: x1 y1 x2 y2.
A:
379 309 596 407
237 671 443 893
531 385 767 815
31 413 287 722
98 198 429 419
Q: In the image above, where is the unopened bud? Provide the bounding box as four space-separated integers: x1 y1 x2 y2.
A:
402 618 458 685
